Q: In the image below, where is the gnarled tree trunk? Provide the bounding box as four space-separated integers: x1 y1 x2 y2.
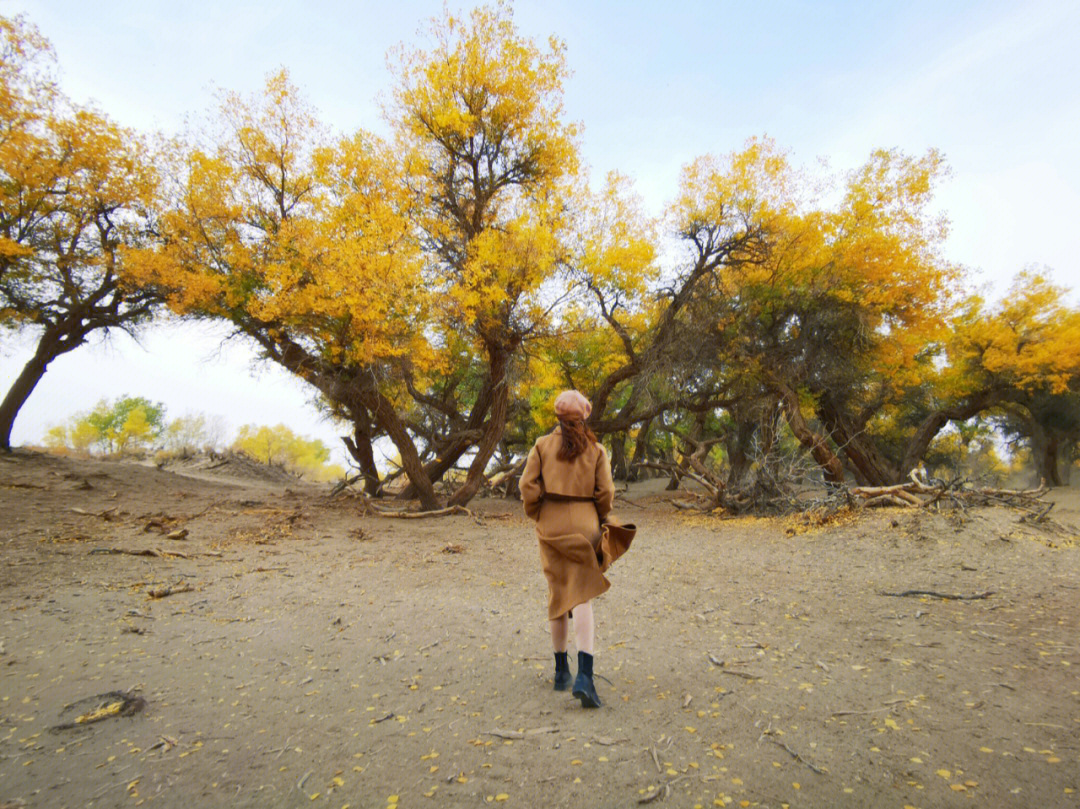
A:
817 397 899 486
342 415 381 497
1 326 84 451
448 346 511 507
774 382 845 484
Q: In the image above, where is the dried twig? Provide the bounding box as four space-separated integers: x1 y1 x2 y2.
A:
830 698 906 717
761 732 825 775
706 653 763 679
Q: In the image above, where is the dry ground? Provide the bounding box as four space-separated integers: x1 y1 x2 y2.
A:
1 450 1078 809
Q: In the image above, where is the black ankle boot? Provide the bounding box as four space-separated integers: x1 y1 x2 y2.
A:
572 651 601 708
553 652 572 691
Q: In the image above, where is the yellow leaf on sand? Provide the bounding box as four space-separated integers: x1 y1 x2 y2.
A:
950 784 966 792
495 795 509 802
936 769 951 778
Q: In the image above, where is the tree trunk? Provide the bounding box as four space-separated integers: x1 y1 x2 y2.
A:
1061 443 1076 485
342 417 381 497
448 347 510 507
254 329 440 508
898 388 1014 478
0 329 67 451
724 418 755 490
364 391 441 510
398 381 497 499
1043 436 1062 487
627 417 653 482
1029 421 1063 487
609 432 629 480
817 397 899 486
775 384 845 485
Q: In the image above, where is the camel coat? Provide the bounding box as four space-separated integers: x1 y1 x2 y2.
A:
520 428 636 619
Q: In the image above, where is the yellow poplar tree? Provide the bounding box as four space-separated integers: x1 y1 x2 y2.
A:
129 70 443 504
0 15 162 450
389 2 580 505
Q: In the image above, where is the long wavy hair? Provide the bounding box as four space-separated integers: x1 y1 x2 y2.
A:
556 418 598 461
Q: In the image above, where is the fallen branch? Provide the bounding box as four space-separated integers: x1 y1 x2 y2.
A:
829 699 906 717
670 499 700 511
91 547 158 558
593 735 629 745
90 547 191 560
372 505 473 519
879 589 994 601
485 726 558 740
146 582 195 599
71 506 120 520
720 670 763 680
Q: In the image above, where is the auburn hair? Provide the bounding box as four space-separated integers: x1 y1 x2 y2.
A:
556 418 597 461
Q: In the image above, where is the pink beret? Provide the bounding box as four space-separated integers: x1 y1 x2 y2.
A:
554 390 592 421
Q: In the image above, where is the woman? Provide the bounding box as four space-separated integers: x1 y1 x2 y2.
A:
519 390 634 709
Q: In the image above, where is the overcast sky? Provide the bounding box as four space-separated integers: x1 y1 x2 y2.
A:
2 0 1077 461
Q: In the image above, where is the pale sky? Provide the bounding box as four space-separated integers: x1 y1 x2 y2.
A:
2 0 1077 461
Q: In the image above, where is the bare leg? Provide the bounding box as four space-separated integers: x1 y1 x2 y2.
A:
572 600 594 655
550 613 568 652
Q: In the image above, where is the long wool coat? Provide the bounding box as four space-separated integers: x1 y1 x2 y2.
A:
520 427 636 619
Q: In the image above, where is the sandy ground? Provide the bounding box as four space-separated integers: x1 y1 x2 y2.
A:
1 450 1078 809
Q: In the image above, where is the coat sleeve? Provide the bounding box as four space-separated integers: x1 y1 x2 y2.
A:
519 444 544 521
593 444 615 520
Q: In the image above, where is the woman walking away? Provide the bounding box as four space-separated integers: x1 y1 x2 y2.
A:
520 390 635 709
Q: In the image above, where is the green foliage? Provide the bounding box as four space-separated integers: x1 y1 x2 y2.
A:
44 395 166 455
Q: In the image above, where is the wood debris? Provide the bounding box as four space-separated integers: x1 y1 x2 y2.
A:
146 581 194 599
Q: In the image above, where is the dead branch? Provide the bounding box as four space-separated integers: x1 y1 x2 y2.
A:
485 726 558 740
146 582 195 599
879 589 994 600
371 505 473 519
830 698 907 717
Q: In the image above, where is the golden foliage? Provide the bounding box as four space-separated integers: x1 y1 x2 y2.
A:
946 271 1080 396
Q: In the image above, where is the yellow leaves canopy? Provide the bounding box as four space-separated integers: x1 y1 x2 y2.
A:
947 271 1080 396
133 70 431 371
